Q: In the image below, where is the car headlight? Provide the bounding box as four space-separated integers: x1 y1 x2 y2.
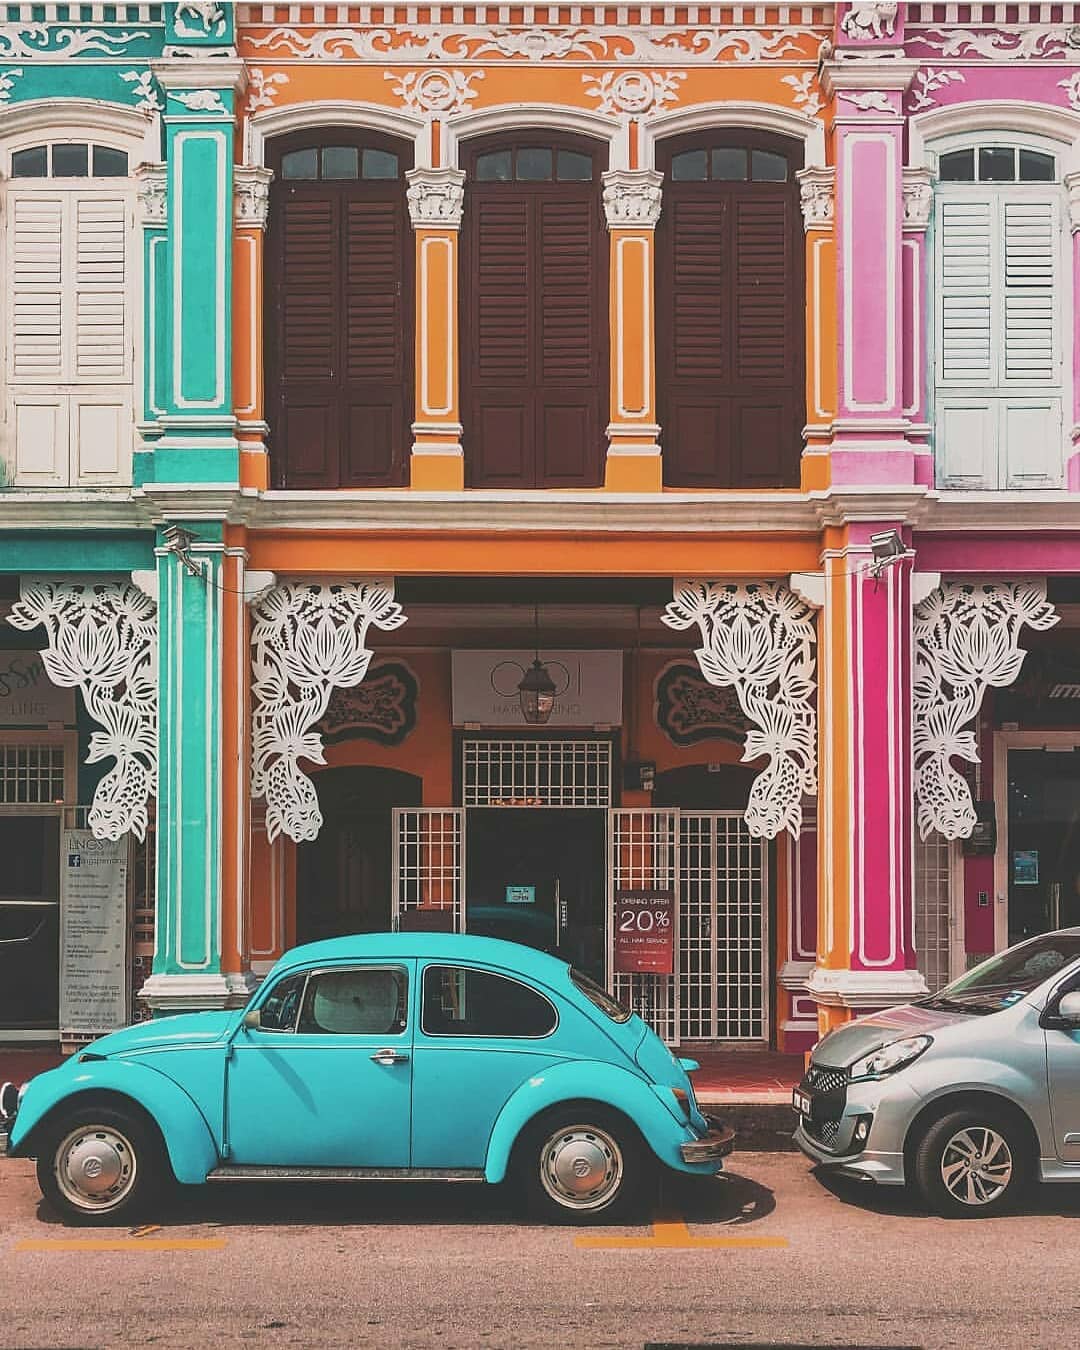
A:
849 1034 932 1080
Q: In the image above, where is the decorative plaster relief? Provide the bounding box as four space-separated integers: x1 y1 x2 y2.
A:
902 167 933 230
406 167 466 228
840 90 894 113
234 166 273 228
602 169 663 228
0 25 151 58
582 70 684 117
7 580 158 843
0 67 22 103
907 68 965 113
840 3 898 41
782 72 824 118
244 24 821 65
1060 72 1080 113
174 3 227 39
1066 170 1080 232
662 581 817 840
246 67 289 114
913 581 1058 841
797 166 834 230
174 88 228 114
909 26 1075 60
385 68 482 115
121 69 163 115
251 581 407 844
135 164 168 226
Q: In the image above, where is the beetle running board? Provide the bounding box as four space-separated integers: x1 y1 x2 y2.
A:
206 1165 485 1183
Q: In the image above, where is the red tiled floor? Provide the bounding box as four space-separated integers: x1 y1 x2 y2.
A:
683 1050 804 1104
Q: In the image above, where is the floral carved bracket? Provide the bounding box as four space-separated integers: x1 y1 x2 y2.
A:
914 581 1058 841
251 581 407 843
662 580 817 839
7 579 158 841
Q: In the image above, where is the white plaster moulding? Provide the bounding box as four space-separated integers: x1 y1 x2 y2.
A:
909 101 1080 176
820 58 920 96
139 971 251 1010
806 966 929 1009
245 98 430 168
152 59 248 94
0 97 156 163
444 103 628 171
778 959 816 992
640 100 825 170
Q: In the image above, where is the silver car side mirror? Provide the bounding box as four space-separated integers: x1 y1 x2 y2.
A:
1057 991 1080 1024
242 1009 262 1030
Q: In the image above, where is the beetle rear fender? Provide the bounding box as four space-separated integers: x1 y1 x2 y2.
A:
484 1060 692 1184
9 1060 219 1185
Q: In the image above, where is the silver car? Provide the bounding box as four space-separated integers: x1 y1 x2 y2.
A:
794 928 1080 1217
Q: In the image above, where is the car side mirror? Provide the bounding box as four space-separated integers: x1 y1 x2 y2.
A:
1042 989 1080 1031
242 1009 262 1030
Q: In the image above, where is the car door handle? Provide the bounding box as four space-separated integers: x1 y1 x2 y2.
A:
370 1048 410 1066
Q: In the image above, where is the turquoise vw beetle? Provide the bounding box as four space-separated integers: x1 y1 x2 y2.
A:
2 934 732 1224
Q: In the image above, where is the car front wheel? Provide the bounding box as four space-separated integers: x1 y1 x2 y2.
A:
36 1104 170 1225
913 1108 1029 1219
514 1106 650 1224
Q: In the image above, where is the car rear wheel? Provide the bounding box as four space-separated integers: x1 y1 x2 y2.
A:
36 1104 170 1225
913 1108 1029 1219
514 1106 650 1225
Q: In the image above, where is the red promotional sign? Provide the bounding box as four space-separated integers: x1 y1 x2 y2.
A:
613 890 675 975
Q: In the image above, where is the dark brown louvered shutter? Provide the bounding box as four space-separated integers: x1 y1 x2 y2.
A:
467 193 532 486
658 136 803 488
463 136 606 488
275 194 340 488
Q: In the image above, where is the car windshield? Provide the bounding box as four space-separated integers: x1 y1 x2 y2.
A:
570 968 632 1023
917 933 1080 1015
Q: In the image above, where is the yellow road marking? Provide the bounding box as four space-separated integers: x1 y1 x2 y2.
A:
15 1237 226 1253
575 1218 788 1251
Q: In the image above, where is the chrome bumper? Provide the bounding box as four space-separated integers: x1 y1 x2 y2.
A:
679 1115 735 1164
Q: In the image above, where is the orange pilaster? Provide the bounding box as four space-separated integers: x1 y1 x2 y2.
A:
234 167 273 490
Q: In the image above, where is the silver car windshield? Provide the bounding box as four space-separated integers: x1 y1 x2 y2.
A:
918 933 1080 1015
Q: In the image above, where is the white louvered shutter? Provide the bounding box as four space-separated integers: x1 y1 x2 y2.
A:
10 193 64 383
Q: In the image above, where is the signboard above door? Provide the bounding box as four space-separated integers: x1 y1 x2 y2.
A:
0 650 75 727
452 650 623 727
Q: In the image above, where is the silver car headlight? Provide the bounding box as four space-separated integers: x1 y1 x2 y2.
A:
849 1034 933 1081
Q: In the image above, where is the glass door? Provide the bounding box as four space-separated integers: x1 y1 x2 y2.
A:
0 814 60 1030
1007 748 1080 945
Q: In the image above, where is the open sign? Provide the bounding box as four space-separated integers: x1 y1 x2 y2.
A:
613 889 675 975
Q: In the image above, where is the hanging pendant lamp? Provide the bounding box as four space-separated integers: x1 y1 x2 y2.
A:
518 604 556 724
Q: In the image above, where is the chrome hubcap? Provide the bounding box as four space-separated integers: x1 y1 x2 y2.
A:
539 1124 623 1211
940 1126 1013 1207
55 1126 137 1212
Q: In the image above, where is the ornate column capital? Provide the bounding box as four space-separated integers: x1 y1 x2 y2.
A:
796 166 834 232
234 165 274 230
602 169 663 229
902 167 933 232
135 163 168 227
406 167 465 230
1065 170 1080 232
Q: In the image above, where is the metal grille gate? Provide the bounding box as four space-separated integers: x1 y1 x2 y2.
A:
391 808 465 932
914 833 953 993
609 809 768 1046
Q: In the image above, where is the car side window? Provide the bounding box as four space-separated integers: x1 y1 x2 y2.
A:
258 973 307 1032
421 965 557 1038
297 967 408 1036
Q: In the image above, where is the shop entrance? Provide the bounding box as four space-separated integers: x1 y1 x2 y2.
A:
1004 746 1080 945
0 813 60 1034
465 808 606 980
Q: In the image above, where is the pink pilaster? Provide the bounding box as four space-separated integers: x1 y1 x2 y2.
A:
1066 172 1080 490
902 168 933 488
822 54 919 487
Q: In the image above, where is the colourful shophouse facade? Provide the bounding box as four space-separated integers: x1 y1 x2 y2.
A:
3 1 1080 1054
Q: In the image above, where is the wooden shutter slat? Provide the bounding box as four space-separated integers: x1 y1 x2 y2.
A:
539 197 592 382
475 196 530 382
670 198 728 380
280 196 337 384
345 200 402 384
735 194 791 382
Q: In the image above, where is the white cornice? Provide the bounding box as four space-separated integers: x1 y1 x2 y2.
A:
806 966 929 1009
0 492 147 531
821 58 919 96
152 59 248 94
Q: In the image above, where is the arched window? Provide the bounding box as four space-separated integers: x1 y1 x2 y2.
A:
933 138 1066 489
461 134 608 488
656 131 804 488
266 130 413 489
2 132 135 487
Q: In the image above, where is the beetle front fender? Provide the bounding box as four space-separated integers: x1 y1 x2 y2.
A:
484 1060 697 1184
9 1059 219 1186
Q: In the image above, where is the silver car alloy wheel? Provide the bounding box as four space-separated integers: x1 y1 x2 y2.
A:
54 1125 138 1213
539 1123 624 1212
940 1126 1013 1207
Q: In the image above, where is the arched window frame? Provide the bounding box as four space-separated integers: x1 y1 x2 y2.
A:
926 125 1072 491
0 100 149 489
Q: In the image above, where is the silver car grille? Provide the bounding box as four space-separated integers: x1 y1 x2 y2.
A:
806 1063 848 1095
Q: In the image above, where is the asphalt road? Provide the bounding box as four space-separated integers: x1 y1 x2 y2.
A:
1 1151 1078 1350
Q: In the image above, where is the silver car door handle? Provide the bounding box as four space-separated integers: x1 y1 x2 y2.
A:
370 1048 410 1065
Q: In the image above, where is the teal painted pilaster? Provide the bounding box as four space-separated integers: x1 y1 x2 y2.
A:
134 163 169 486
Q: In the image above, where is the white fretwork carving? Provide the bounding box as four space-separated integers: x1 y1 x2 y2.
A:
662 581 817 840
0 27 150 58
907 68 964 112
913 581 1058 841
797 166 834 230
602 169 662 228
406 167 466 228
251 581 407 843
840 3 898 41
7 580 158 842
582 69 685 116
385 68 483 114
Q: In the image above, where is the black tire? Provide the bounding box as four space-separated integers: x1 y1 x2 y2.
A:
913 1107 1030 1219
512 1105 652 1225
35 1103 172 1226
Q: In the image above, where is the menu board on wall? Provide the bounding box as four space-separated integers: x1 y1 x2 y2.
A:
59 831 129 1036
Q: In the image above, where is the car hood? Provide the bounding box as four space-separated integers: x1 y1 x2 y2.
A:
79 1011 236 1058
812 1003 970 1068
